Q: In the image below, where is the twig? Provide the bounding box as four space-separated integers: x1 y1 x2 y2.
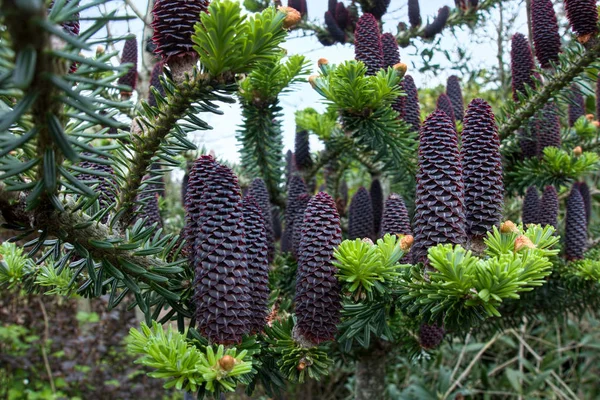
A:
518 321 526 400
449 331 472 383
37 299 56 394
488 356 519 377
443 331 504 399
123 0 152 27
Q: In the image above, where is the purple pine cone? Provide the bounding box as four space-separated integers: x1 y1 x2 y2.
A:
511 33 536 101
380 193 412 237
446 76 464 121
408 0 422 28
532 0 561 68
354 13 384 76
436 93 456 126
248 178 276 262
568 84 586 127
539 185 559 229
522 186 540 226
565 185 587 260
401 75 421 133
564 0 599 39
348 187 375 240
370 179 384 236
423 6 450 39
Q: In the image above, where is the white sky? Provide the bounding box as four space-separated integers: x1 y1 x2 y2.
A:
87 0 530 163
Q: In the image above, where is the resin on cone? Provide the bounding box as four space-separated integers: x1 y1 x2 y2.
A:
531 0 561 68
248 178 276 262
241 196 270 334
412 110 465 265
354 13 384 75
522 186 540 226
565 186 587 260
193 163 252 345
511 33 536 101
461 99 503 237
348 187 375 240
446 76 464 121
294 192 342 344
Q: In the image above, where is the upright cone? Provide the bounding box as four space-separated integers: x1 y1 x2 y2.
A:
531 0 561 68
348 187 375 240
522 186 540 226
565 186 587 260
511 33 536 101
446 76 464 121
412 110 465 265
354 13 384 75
539 185 558 229
294 192 342 344
380 193 412 237
248 178 276 262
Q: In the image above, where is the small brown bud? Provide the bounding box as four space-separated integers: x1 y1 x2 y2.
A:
399 234 414 252
361 238 374 245
218 355 236 372
514 235 536 252
318 58 329 67
577 32 594 44
96 45 105 56
308 75 318 89
393 62 408 78
573 146 583 157
500 221 519 234
586 114 595 121
278 6 301 29
297 361 306 371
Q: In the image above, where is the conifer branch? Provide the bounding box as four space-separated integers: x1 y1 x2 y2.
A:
498 38 600 140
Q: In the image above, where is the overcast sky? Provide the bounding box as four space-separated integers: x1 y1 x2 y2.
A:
87 0 530 163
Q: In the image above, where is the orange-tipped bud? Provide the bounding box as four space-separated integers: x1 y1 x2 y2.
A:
500 220 519 234
515 235 536 251
399 234 414 252
218 355 236 371
278 6 301 29
573 146 583 156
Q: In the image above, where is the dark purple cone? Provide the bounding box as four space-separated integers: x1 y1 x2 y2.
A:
241 196 270 334
539 185 559 229
565 186 587 260
446 76 464 121
538 103 561 152
328 0 336 14
518 120 539 159
531 0 561 68
408 0 422 28
335 2 349 30
564 0 599 39
148 62 166 108
412 110 465 265
461 99 503 237
511 33 536 101
184 155 218 260
423 6 450 39
292 193 311 257
248 178 275 262
294 130 313 171
193 163 252 345
363 0 391 20
294 192 342 344
49 0 80 36
470 0 479 7
522 186 540 226
370 179 384 236
354 13 384 76
575 181 592 225
288 0 307 17
136 179 163 229
401 75 421 133
152 0 209 62
181 171 189 205
282 175 308 254
436 93 456 126
285 150 296 183
568 84 586 127
381 32 400 68
419 323 445 349
117 37 138 92
272 207 283 242
77 160 115 223
380 193 411 237
325 11 346 43
348 187 375 240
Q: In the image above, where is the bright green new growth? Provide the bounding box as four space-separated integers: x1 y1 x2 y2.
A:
34 260 74 296
192 1 288 76
399 225 560 329
0 242 33 289
128 322 252 393
333 234 405 300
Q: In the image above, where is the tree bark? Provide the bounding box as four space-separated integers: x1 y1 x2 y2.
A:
355 341 388 400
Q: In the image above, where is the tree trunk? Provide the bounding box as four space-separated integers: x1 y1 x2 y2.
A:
355 341 388 400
